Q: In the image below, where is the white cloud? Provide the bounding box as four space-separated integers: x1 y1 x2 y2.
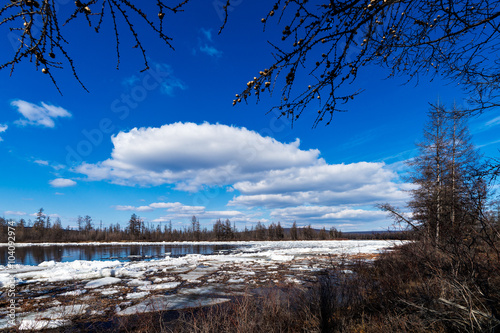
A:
52 164 66 171
269 205 392 230
200 28 213 42
4 211 27 216
11 100 71 128
233 162 394 195
113 205 154 212
34 160 49 166
200 45 223 58
49 178 77 188
153 63 187 97
270 206 387 221
197 28 223 58
0 124 7 141
76 122 320 191
112 201 249 223
152 206 245 223
485 115 500 127
229 163 410 208
73 122 410 229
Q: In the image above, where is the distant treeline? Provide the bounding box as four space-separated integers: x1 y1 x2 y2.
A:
0 208 409 243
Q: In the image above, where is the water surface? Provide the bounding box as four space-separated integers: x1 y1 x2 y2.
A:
0 244 237 266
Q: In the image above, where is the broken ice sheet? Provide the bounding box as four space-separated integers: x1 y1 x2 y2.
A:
85 277 121 289
116 295 230 316
138 281 181 291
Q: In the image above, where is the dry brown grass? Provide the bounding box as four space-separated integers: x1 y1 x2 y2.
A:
9 239 500 333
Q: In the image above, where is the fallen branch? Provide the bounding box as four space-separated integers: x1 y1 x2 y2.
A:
438 298 499 322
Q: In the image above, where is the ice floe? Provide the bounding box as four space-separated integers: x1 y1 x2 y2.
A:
1 304 88 331
137 282 181 291
0 240 404 331
116 295 231 316
85 277 121 289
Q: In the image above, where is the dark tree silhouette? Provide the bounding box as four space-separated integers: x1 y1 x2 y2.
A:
2 1 500 124
233 0 500 127
1 0 189 92
380 103 487 245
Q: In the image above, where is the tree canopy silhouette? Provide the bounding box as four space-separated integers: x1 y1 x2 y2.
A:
2 1 500 125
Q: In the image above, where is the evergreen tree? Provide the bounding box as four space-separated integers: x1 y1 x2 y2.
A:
33 208 46 237
275 222 284 240
127 214 142 237
290 221 298 240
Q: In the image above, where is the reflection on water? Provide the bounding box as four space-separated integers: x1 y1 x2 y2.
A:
0 244 236 266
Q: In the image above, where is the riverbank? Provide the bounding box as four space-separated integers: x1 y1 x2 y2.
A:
0 240 397 331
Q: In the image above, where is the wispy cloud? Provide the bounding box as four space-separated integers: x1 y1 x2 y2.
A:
485 115 500 127
33 159 66 171
112 201 255 224
0 124 7 142
153 63 187 97
120 63 187 97
34 160 49 166
49 178 77 188
200 45 223 58
113 205 154 212
200 28 213 42
122 75 140 87
196 28 223 58
477 138 500 148
4 211 26 216
11 100 71 128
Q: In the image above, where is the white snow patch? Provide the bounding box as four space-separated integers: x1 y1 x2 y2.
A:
117 295 230 316
5 304 89 331
85 277 121 289
126 291 150 299
59 289 87 297
138 282 181 291
100 288 120 295
127 279 152 287
18 319 72 330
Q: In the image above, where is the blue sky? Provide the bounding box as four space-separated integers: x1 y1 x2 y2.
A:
1 1 499 232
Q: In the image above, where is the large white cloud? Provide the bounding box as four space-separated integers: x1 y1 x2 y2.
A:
73 122 410 229
233 162 396 195
76 122 320 191
11 100 72 128
229 163 411 208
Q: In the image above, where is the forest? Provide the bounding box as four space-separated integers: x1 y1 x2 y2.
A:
1 211 405 243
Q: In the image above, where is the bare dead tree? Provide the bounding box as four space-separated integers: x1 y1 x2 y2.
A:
382 104 485 244
380 104 500 330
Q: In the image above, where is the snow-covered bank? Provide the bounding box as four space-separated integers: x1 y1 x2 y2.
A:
0 239 403 248
0 240 404 331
